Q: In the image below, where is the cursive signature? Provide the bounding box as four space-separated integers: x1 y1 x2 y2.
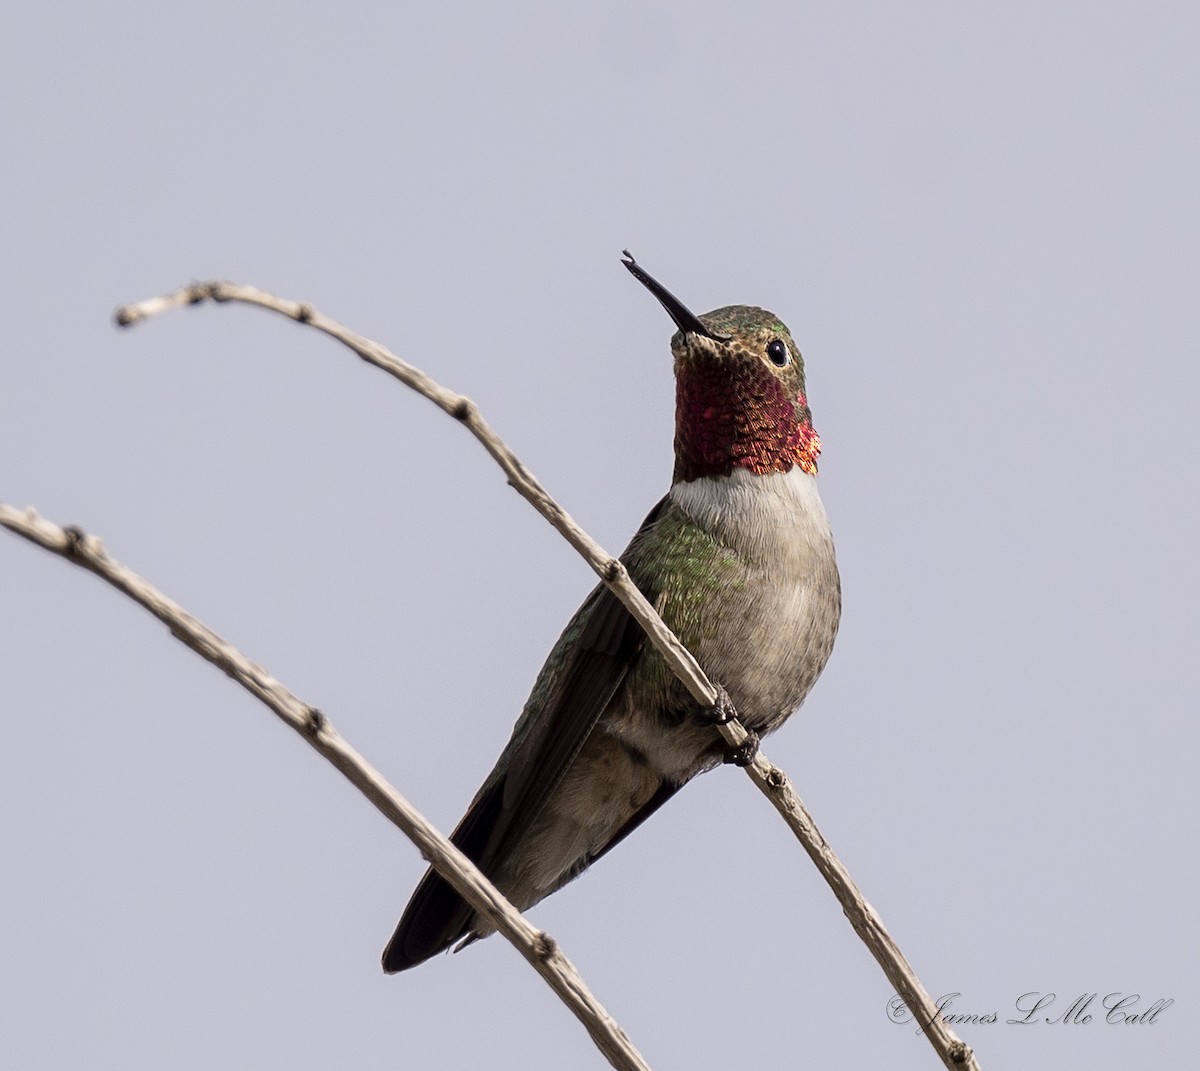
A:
887 992 1173 1032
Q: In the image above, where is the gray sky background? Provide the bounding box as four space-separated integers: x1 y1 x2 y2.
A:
2 3 1196 1068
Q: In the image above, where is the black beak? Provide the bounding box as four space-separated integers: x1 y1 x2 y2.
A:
621 250 730 341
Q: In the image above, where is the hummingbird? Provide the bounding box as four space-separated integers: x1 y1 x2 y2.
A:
382 252 841 972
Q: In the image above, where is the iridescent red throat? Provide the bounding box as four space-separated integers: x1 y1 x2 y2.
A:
673 360 821 483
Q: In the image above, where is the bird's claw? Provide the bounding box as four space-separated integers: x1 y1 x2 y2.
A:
695 685 736 726
722 729 760 767
694 687 760 765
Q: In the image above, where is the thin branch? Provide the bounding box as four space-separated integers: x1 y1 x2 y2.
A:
0 505 652 1071
119 281 979 1067
117 282 716 709
26 277 975 1069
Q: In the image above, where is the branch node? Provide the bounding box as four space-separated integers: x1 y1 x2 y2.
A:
452 398 473 422
603 558 623 584
295 303 315 323
765 766 786 789
62 525 88 559
304 707 327 738
534 931 558 960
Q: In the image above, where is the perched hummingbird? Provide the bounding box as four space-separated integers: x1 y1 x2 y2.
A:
382 252 840 972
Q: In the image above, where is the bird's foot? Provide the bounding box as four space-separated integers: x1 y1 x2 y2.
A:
694 686 760 766
695 684 737 726
722 729 760 767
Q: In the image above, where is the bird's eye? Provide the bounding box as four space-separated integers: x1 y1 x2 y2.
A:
766 339 790 367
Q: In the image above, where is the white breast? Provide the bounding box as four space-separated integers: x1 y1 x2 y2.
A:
663 465 840 737
668 466 833 575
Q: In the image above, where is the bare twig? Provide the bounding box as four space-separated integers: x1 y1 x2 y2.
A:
118 281 979 1068
120 282 718 707
0 505 652 1071
9 278 980 1069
